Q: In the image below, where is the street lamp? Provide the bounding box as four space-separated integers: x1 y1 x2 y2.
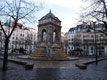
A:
93 22 98 65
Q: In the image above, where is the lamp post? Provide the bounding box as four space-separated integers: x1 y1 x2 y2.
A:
93 22 98 65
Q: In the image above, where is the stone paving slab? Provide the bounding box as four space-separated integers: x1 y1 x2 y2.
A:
75 57 107 69
0 60 107 80
0 55 107 69
18 55 79 61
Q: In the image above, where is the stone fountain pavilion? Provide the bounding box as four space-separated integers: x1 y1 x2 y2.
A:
30 10 68 60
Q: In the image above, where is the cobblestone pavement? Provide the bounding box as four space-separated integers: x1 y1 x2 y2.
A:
1 55 107 68
0 60 107 80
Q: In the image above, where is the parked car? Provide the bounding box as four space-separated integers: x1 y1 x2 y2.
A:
14 50 19 54
87 52 94 56
0 50 11 54
0 50 4 54
8 50 12 54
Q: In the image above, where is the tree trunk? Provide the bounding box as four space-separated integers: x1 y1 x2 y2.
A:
2 38 9 71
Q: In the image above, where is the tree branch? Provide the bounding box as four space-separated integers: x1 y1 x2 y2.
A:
0 21 8 38
8 20 17 39
18 6 36 20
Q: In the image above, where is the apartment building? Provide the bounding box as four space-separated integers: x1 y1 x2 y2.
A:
65 27 76 54
0 21 37 54
66 23 107 56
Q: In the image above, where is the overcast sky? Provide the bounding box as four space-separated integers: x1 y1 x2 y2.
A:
33 0 90 33
1 0 90 33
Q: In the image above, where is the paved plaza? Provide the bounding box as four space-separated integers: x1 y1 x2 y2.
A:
0 55 107 68
0 57 107 80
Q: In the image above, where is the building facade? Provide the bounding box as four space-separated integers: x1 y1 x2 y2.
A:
66 23 107 56
0 21 37 54
65 27 76 54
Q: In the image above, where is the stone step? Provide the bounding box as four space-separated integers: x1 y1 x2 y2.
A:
30 56 48 58
30 47 48 60
53 48 63 51
52 47 68 60
53 49 62 51
31 52 46 55
52 57 67 59
30 56 48 59
52 52 64 53
53 50 64 52
53 53 64 55
52 57 67 58
52 54 66 56
33 51 46 53
31 54 47 57
34 50 46 52
31 54 47 56
33 52 46 54
30 46 69 60
51 57 69 60
36 49 46 51
53 47 61 49
36 47 46 49
53 48 62 50
30 55 47 58
52 57 68 59
53 49 63 51
52 56 67 58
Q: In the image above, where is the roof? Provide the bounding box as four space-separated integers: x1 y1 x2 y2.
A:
12 21 23 27
3 23 10 27
44 10 55 18
76 25 83 29
95 23 103 28
76 24 90 30
3 21 23 28
69 27 76 32
24 27 30 30
39 10 61 22
24 27 37 32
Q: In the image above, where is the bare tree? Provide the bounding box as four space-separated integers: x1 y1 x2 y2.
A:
80 0 107 35
0 0 41 71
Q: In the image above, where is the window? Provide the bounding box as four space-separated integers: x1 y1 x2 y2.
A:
91 47 93 50
96 35 98 40
91 35 94 38
100 34 104 39
16 37 18 40
0 32 2 36
12 45 14 49
20 34 24 37
12 41 14 44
